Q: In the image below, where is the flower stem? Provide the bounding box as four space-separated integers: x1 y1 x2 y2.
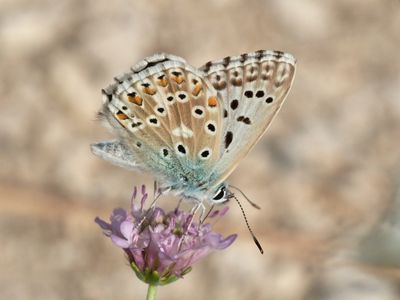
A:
146 283 157 300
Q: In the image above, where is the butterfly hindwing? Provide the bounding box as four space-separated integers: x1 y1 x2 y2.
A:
200 50 296 187
90 140 141 170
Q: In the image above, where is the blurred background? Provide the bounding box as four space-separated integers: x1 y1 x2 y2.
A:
1 0 400 299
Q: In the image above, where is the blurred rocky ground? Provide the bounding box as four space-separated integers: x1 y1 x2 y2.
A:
1 0 400 299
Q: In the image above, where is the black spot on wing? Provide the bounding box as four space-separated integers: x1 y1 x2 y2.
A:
225 131 233 149
203 61 212 72
230 99 239 110
222 56 231 67
149 117 158 124
172 71 182 77
132 58 170 73
102 89 113 101
244 90 253 98
162 148 169 157
255 50 264 59
207 123 216 132
240 53 248 63
265 96 274 103
177 144 186 154
200 150 210 158
146 58 169 68
273 50 284 59
255 90 265 98
237 116 251 125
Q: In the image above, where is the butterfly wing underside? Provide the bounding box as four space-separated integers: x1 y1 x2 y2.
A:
93 53 224 187
200 50 296 187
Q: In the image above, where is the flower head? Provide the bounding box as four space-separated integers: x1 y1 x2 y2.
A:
95 185 237 285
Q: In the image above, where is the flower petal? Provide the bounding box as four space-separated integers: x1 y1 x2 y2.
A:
120 220 135 241
95 217 111 234
209 234 237 249
110 208 128 234
111 235 131 248
96 185 237 285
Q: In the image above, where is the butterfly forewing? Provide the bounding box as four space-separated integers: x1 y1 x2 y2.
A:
99 54 223 185
200 50 296 187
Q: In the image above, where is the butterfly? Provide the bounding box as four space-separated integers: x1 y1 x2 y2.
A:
91 50 296 205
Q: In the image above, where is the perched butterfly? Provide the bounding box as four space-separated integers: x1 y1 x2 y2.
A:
91 50 296 205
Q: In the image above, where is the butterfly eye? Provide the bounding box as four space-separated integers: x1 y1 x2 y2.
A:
212 186 227 203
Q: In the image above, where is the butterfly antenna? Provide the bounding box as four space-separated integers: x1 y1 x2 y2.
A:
230 185 261 210
231 193 264 254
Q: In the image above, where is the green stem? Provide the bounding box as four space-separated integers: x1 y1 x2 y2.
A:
146 283 158 300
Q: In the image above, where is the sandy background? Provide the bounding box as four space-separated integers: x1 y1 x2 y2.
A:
1 0 400 299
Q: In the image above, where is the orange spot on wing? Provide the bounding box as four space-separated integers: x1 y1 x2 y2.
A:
116 112 129 120
208 96 218 107
143 87 157 95
128 95 143 106
158 78 168 87
172 76 185 84
192 83 202 96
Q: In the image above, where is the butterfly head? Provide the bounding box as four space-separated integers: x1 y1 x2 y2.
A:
175 180 230 205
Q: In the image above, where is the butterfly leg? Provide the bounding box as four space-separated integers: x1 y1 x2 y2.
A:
200 204 215 224
175 198 184 210
197 202 207 224
187 202 203 227
135 191 163 230
177 202 203 250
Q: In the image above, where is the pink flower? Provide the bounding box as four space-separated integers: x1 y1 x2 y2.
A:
95 185 236 285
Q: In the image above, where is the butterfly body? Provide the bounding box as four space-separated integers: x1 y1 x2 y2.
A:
92 51 296 204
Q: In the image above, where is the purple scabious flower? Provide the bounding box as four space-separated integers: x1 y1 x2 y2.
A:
95 185 237 285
